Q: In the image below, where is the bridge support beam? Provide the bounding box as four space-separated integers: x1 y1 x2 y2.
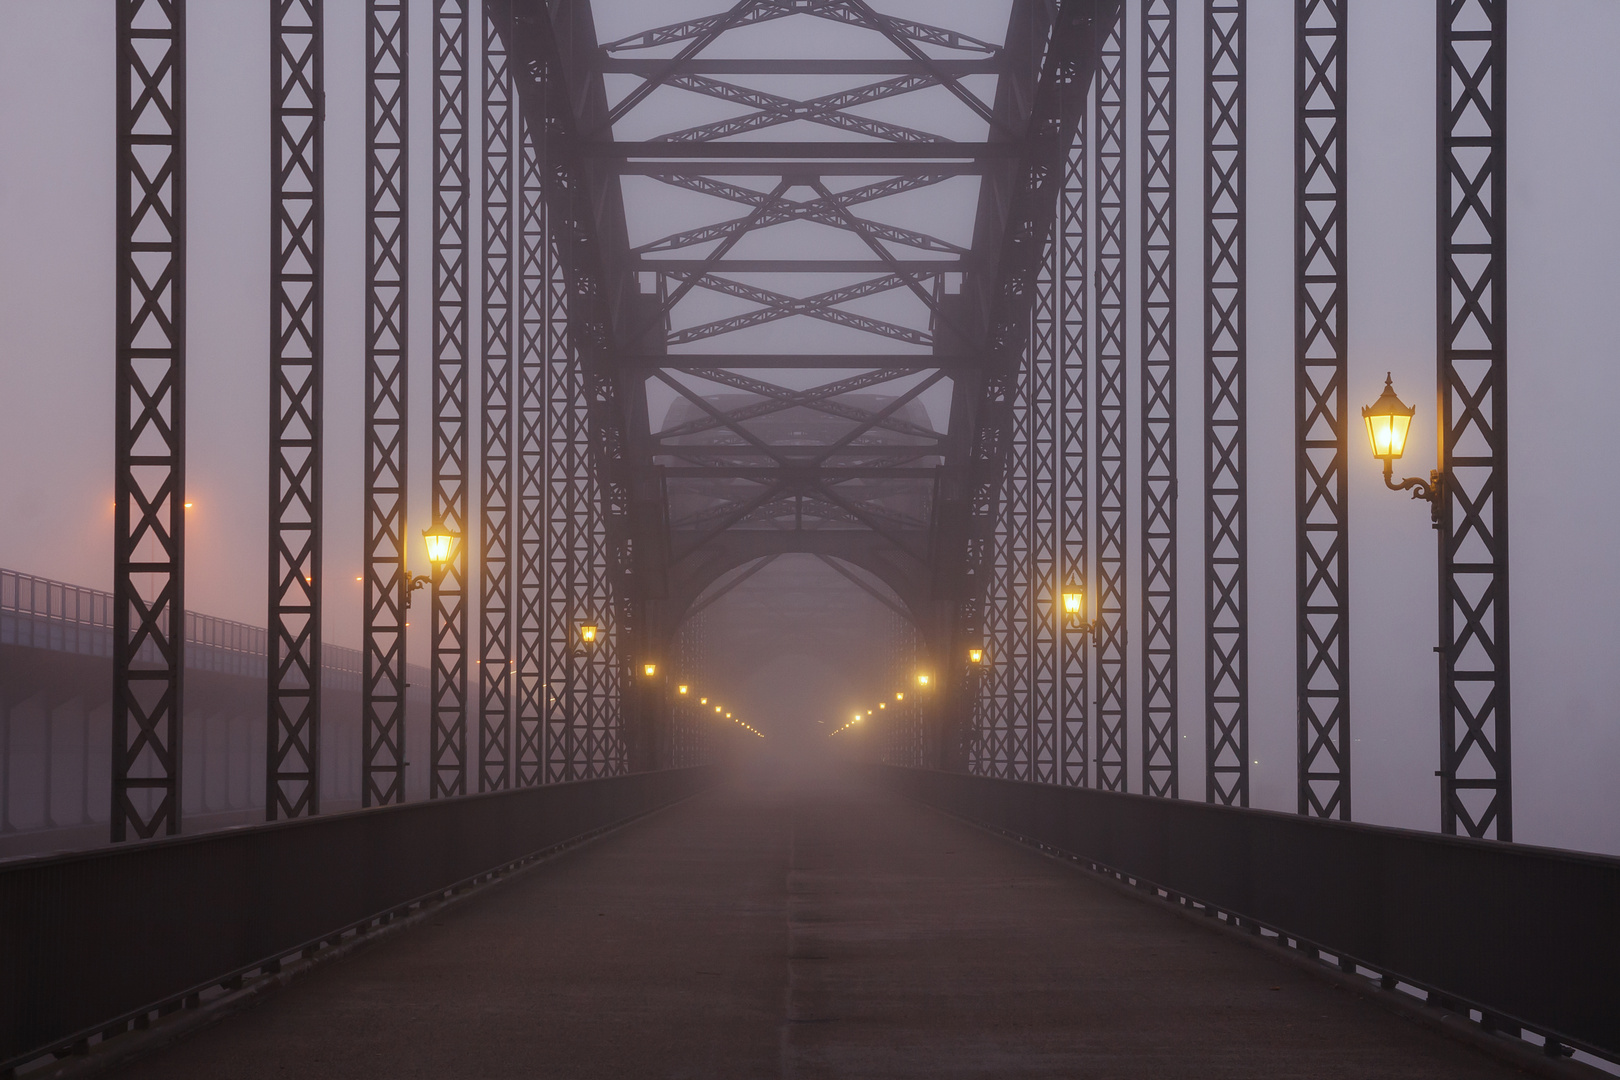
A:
430 0 471 799
1295 0 1350 819
361 0 410 808
1436 0 1510 840
1140 0 1179 799
113 0 187 841
267 0 324 821
1204 0 1249 807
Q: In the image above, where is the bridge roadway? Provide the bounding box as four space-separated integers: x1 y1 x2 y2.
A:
110 763 1533 1079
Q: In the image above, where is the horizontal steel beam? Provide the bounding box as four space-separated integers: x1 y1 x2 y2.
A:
600 59 1003 76
580 141 1020 160
636 259 964 274
608 161 992 177
618 353 967 370
662 467 938 480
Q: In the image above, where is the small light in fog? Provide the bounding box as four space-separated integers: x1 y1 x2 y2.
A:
895 692 904 701
643 662 657 677
700 697 708 704
968 647 983 664
715 706 722 713
184 501 194 509
916 673 931 687
678 684 689 695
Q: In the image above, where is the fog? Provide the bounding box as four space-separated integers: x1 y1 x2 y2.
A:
1 1 1618 853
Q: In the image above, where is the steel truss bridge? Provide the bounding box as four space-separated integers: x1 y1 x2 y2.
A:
102 0 1507 840
5 0 1593 1075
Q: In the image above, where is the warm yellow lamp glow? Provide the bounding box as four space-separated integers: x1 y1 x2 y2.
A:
878 702 886 709
579 623 599 646
1062 590 1083 616
968 647 983 664
1362 373 1416 462
700 697 708 704
715 706 723 713
643 663 657 677
895 692 904 701
423 527 457 567
678 684 689 695
916 673 931 687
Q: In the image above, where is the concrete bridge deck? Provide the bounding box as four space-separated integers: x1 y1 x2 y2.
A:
110 766 1536 1079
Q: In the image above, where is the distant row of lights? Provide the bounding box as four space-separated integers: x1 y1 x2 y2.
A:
674 684 763 738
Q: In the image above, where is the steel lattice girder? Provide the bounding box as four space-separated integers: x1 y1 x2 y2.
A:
268 0 324 822
362 0 409 808
489 1 1118 779
1205 0 1249 808
1139 0 1179 800
431 0 471 800
113 0 187 841
1437 0 1510 841
1093 7 1129 794
478 0 515 793
1295 0 1350 820
1059 104 1089 789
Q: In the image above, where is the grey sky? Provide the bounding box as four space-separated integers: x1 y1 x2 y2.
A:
1 1 1617 851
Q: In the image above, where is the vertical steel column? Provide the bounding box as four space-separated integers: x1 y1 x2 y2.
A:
1029 228 1061 785
515 109 547 786
1437 0 1509 840
113 0 186 841
1006 335 1034 780
1205 0 1248 806
1296 0 1350 819
268 0 323 821
545 167 580 785
1140 0 1179 798
429 0 470 799
1058 113 1090 787
476 0 513 792
1094 9 1129 793
362 0 409 807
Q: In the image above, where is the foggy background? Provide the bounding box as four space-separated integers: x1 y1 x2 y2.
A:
1 1 1617 852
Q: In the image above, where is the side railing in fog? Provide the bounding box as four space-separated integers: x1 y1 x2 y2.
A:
0 568 424 844
882 765 1620 1067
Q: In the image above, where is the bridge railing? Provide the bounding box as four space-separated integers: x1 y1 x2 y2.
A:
0 568 369 690
0 569 420 843
881 765 1620 1067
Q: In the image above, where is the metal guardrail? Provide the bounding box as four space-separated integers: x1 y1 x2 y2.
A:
880 765 1620 1064
0 567 391 691
0 764 718 1070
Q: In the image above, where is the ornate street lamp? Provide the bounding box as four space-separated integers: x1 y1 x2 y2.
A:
1362 373 1440 520
1060 585 1095 634
967 647 984 665
406 525 458 607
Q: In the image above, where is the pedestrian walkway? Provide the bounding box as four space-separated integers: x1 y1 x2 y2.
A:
112 763 1533 1078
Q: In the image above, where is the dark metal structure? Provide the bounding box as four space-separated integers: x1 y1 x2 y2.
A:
97 0 1517 858
1204 0 1248 807
1295 0 1349 819
1437 0 1510 840
361 0 410 808
1094 7 1129 794
112 0 186 841
267 0 325 821
430 0 471 799
1139 0 1178 800
477 1 515 793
